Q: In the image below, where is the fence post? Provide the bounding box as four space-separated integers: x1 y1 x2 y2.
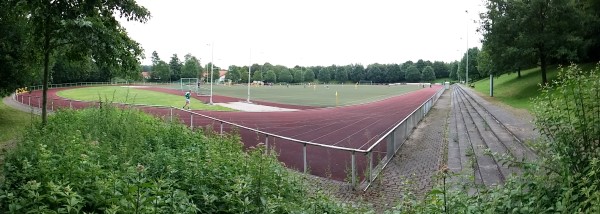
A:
303 143 307 173
51 99 54 111
69 100 72 109
351 151 356 189
189 111 193 129
387 130 395 160
170 106 173 122
38 97 41 108
264 134 269 155
28 96 31 106
220 122 224 135
368 151 373 183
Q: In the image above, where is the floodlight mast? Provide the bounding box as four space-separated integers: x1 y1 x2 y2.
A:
209 43 214 105
466 10 469 86
247 49 251 103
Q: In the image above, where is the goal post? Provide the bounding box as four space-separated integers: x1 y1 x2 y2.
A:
180 78 201 95
358 80 373 85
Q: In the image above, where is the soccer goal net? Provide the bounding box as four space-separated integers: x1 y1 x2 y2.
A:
358 80 373 85
180 78 201 95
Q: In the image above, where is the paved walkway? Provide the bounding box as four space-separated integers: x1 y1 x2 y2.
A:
303 89 452 212
3 94 47 115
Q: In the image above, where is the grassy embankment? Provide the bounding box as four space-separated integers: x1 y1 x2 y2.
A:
0 101 37 145
471 64 595 111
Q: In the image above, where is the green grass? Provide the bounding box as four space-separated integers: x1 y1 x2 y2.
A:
472 63 596 111
170 84 423 107
57 86 233 111
472 67 552 110
0 101 37 143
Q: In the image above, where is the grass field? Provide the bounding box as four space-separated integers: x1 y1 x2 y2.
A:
472 63 595 111
185 84 423 107
0 101 36 144
57 86 233 111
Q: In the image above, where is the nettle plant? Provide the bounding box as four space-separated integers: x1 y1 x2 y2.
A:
0 104 365 213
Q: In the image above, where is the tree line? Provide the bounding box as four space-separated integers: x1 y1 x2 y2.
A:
146 52 453 84
478 0 600 85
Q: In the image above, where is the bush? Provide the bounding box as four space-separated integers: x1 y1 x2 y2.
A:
0 104 363 213
387 64 600 213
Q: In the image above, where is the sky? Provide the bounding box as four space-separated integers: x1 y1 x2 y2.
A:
119 0 485 68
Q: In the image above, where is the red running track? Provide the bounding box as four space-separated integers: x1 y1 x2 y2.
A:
15 85 443 182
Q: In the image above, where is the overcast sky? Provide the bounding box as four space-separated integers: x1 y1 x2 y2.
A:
119 0 485 68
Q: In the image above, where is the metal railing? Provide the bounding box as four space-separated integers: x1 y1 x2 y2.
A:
13 82 446 190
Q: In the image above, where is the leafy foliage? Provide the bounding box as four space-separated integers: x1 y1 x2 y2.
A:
480 0 589 85
264 70 277 83
389 64 600 213
181 54 202 79
278 69 293 83
405 65 421 82
0 105 362 213
421 66 436 82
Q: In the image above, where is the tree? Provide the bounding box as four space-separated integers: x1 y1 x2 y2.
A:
169 54 183 81
317 68 331 83
264 70 276 83
386 64 403 83
151 51 160 66
304 69 315 82
348 64 365 82
481 0 584 85
477 48 495 78
458 47 480 82
432 61 449 78
205 62 220 82
278 69 293 83
0 1 39 96
415 59 426 72
405 65 421 82
449 61 459 80
152 61 170 81
421 66 436 82
227 66 241 83
51 51 94 83
291 68 303 83
181 54 201 79
401 60 414 73
240 69 249 83
18 0 150 125
252 70 263 81
335 66 349 83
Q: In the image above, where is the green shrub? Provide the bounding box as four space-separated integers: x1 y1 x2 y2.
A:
0 105 363 213
387 64 600 213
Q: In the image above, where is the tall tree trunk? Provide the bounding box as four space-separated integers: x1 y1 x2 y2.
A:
41 17 51 125
540 49 548 85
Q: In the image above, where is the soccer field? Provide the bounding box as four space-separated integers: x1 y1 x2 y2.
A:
198 83 423 107
56 86 233 111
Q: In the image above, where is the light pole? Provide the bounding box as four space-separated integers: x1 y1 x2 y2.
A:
208 43 214 105
465 10 469 86
247 49 251 103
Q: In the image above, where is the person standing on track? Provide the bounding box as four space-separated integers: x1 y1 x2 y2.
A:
183 90 191 110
